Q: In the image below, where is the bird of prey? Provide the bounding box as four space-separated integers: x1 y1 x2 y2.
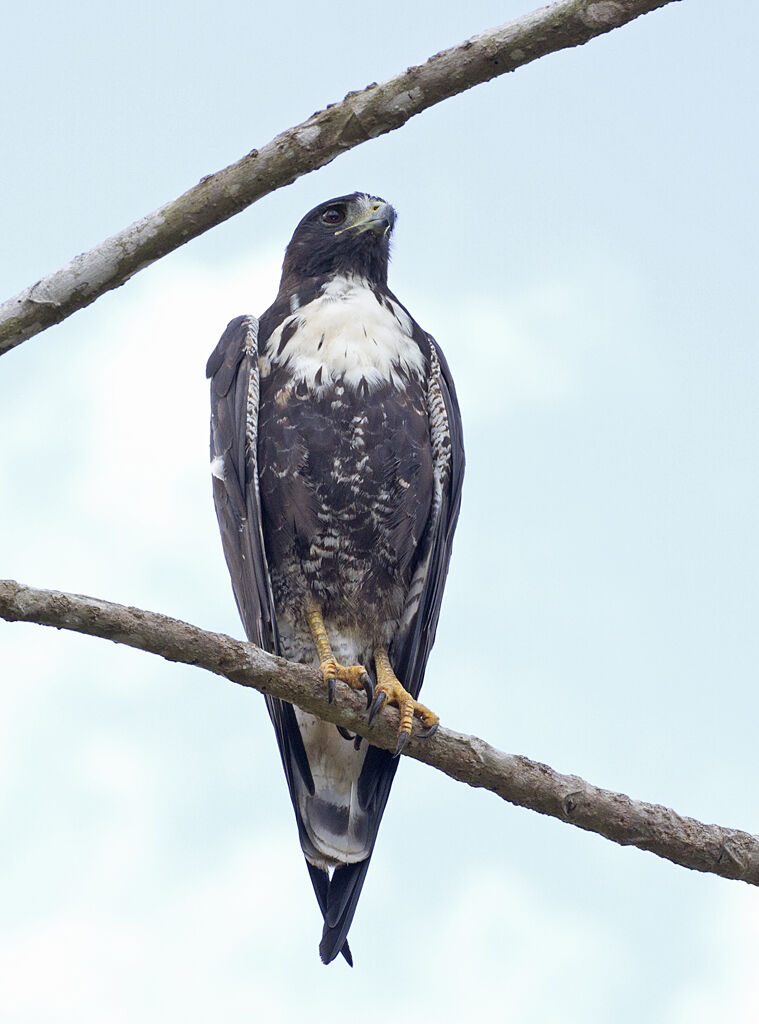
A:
206 192 464 965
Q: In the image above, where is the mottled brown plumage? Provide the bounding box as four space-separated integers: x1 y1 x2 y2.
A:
207 193 464 965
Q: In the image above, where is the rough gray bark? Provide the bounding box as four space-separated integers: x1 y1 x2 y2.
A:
2 577 756 886
0 0 680 356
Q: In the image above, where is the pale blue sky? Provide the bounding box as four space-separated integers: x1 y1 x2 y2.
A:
2 1 758 1020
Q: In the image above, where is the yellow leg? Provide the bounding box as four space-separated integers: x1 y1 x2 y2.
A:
306 603 373 706
370 647 439 756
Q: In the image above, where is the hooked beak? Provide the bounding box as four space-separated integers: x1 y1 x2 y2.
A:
338 201 396 237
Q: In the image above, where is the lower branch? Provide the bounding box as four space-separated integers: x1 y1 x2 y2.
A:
1 577 757 885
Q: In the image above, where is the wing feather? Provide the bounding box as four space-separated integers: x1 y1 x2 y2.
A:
207 315 318 788
391 335 465 695
207 315 276 651
208 315 357 962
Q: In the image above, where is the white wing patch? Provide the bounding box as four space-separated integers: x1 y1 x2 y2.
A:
264 274 424 390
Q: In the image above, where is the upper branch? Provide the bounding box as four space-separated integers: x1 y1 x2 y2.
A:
0 0 679 356
1 577 756 887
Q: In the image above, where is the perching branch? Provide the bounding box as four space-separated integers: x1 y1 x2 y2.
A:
0 0 680 356
1 577 756 886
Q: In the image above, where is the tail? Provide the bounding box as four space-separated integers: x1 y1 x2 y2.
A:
302 746 401 965
307 860 376 965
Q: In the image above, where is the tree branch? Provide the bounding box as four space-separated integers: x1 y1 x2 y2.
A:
1 577 756 886
0 0 680 356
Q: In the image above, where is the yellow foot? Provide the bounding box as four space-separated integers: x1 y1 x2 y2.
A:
369 648 439 756
318 657 374 706
306 602 373 707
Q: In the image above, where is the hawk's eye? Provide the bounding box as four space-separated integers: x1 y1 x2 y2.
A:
320 207 345 226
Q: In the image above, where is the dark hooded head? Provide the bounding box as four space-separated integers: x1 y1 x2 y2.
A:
279 192 396 293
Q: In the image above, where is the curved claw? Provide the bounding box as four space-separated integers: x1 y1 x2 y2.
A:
362 672 374 708
327 677 336 704
368 689 387 724
336 725 355 741
393 729 410 758
417 722 439 740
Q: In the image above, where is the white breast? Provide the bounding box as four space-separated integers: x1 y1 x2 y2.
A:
262 275 425 390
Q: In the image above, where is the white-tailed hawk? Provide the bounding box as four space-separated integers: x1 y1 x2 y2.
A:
206 192 464 965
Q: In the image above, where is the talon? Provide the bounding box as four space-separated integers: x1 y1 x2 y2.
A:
372 646 440 753
417 722 438 740
368 690 387 724
337 726 354 741
362 672 374 708
320 662 369 702
306 603 371 703
393 730 410 758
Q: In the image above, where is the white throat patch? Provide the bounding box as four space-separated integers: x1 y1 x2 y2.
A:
262 275 425 390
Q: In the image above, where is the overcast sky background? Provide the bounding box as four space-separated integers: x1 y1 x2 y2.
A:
2 1 758 1020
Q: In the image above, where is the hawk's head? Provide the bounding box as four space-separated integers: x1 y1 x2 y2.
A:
279 192 396 292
